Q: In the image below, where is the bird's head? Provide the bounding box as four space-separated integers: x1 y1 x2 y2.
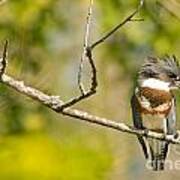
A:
138 55 180 91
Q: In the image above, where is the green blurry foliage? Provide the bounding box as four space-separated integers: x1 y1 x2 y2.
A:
0 0 179 179
0 0 68 132
0 0 114 179
97 0 180 73
0 132 112 180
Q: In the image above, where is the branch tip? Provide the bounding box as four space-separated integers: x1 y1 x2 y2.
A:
90 0 144 50
0 40 8 77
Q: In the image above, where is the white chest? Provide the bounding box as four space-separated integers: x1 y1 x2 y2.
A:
141 78 170 91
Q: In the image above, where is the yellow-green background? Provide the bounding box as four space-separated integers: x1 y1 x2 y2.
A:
0 0 179 179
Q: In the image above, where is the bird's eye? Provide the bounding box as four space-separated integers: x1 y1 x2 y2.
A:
169 73 177 79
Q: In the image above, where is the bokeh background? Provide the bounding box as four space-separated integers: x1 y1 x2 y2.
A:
0 0 180 179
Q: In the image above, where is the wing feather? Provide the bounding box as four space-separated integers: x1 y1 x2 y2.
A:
131 94 149 159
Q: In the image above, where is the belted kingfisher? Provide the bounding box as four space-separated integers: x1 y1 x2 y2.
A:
131 55 180 171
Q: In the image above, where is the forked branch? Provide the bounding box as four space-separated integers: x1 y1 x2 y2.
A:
0 0 179 145
90 0 144 50
78 0 94 95
59 0 144 110
59 0 97 110
1 72 180 145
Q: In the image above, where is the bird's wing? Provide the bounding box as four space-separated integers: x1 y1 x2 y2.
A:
166 97 176 135
131 94 149 159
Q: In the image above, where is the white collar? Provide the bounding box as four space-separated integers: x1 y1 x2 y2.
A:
141 78 170 91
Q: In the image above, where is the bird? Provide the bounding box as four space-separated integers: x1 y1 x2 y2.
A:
131 55 180 171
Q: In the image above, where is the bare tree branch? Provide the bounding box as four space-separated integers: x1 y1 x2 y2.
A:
1 73 180 144
59 0 97 110
58 0 144 110
90 0 144 50
78 0 93 95
0 0 179 149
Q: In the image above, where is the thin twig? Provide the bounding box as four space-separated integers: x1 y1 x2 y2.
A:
90 0 144 50
130 18 144 21
86 47 97 91
0 40 8 76
78 0 93 95
59 0 144 110
59 0 97 110
59 47 97 110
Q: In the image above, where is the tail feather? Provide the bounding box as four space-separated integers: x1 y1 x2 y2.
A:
148 138 169 171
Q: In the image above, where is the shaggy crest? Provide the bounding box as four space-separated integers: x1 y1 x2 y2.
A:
138 55 180 81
